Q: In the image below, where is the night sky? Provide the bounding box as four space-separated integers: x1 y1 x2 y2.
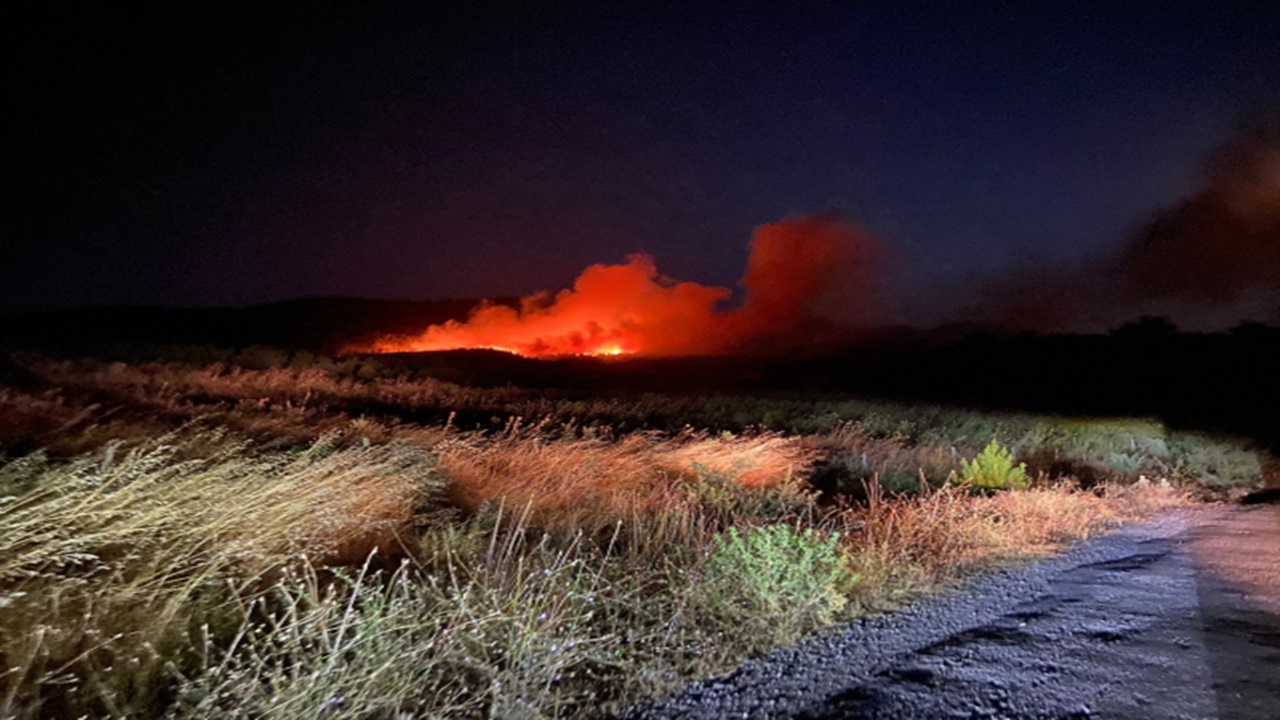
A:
3 2 1278 326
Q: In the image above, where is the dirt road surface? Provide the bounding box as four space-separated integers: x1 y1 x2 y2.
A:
625 505 1280 719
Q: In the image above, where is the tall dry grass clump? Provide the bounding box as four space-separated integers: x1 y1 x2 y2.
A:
839 477 1189 611
0 432 437 718
434 427 818 535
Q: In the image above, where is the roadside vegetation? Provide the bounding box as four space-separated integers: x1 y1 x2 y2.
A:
0 354 1266 718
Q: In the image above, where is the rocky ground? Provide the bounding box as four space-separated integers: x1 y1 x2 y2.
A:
624 505 1280 720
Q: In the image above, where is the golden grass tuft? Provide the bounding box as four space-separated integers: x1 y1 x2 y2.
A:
839 477 1189 611
0 432 438 717
433 429 817 533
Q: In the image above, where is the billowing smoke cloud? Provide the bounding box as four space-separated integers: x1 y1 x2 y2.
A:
975 123 1280 332
360 213 885 357
741 214 883 325
371 255 735 356
1118 123 1280 312
729 212 886 350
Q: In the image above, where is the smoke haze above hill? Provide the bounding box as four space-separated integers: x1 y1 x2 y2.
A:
961 122 1280 333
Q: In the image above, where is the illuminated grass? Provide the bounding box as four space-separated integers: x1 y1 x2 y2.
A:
0 356 1243 717
435 426 817 534
0 434 435 717
841 477 1189 612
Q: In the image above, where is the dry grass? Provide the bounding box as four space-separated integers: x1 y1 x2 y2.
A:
0 433 438 717
31 360 497 415
435 427 817 533
0 388 184 458
0 370 439 460
841 477 1189 611
0 420 1191 718
0 355 1216 718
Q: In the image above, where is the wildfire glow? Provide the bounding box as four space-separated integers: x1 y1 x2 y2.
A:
357 214 884 358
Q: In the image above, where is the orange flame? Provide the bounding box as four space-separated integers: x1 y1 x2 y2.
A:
359 214 884 358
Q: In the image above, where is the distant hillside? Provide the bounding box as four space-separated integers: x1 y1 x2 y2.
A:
3 301 1278 454
0 297 512 354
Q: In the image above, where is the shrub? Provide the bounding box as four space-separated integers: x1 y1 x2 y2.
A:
1104 451 1145 476
698 524 855 646
683 465 810 525
957 439 1030 490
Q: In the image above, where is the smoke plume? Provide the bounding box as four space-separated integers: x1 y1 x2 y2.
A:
361 213 885 357
1118 123 1280 312
976 123 1280 332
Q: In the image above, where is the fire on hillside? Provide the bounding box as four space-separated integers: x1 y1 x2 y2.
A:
353 214 886 358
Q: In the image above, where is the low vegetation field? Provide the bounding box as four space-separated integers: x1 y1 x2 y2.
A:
0 353 1268 718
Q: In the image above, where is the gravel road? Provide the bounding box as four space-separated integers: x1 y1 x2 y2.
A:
623 505 1280 720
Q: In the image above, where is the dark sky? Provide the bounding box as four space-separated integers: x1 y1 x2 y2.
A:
3 1 1278 320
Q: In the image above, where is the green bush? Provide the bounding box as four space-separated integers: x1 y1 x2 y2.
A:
1104 451 1145 476
699 524 855 646
684 465 810 525
957 439 1030 490
1166 434 1263 487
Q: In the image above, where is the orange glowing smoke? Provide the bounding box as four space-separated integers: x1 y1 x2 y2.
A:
368 254 733 357
360 214 884 357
